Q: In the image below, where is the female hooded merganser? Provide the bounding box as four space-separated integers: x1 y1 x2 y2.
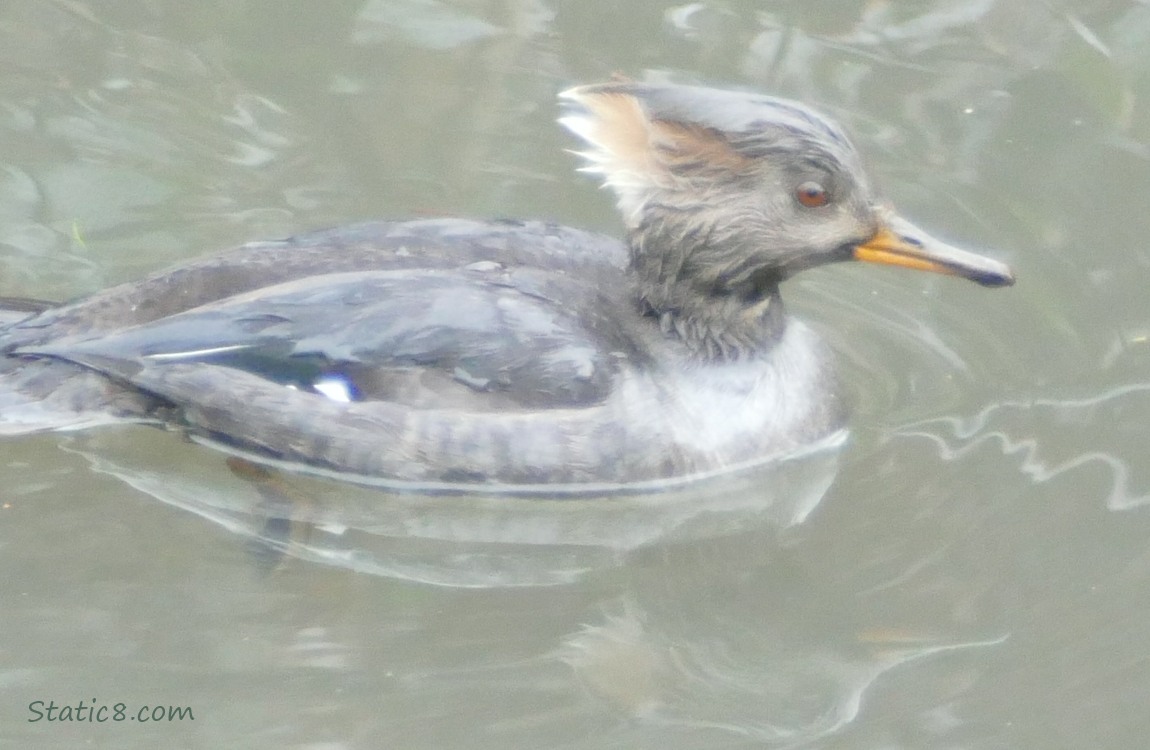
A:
0 82 1013 489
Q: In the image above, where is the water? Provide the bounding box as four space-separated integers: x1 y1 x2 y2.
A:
2 0 1149 747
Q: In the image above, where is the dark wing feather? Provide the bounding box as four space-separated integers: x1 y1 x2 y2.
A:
2 219 629 345
21 266 640 410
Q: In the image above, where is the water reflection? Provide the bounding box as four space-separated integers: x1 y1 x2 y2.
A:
561 602 1006 745
61 426 845 587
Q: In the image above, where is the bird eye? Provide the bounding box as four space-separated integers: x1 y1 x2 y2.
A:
795 181 829 208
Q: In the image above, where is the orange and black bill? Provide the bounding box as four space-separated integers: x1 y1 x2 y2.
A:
853 212 1015 288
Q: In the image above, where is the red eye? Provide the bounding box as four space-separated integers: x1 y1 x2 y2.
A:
796 181 829 208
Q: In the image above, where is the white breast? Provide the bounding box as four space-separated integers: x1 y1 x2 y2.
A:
614 320 840 470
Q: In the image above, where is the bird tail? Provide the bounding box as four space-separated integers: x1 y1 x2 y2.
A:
0 295 152 434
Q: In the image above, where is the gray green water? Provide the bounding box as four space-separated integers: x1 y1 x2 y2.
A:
2 0 1149 747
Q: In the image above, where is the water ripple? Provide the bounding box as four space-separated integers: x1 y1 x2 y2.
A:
894 382 1150 511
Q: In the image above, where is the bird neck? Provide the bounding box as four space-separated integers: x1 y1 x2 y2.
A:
627 210 788 361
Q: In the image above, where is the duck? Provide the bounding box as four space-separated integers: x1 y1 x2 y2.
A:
0 81 1013 490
